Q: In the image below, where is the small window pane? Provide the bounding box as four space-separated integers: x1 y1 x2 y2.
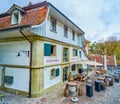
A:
64 26 68 38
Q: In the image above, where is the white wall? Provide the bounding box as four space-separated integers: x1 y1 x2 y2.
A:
78 49 88 61
0 67 3 86
44 66 61 89
5 67 29 92
44 42 62 66
70 47 78 62
0 41 30 65
46 16 78 46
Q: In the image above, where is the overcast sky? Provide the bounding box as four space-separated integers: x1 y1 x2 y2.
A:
0 0 120 42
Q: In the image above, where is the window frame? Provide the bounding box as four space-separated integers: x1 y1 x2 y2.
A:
50 17 57 33
72 31 75 41
50 68 56 80
44 43 57 57
50 68 60 80
73 49 77 56
79 51 82 58
64 25 68 38
63 47 69 62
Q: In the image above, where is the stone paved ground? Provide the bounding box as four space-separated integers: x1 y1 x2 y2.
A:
0 71 120 104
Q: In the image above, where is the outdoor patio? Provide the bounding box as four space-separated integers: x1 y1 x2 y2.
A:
0 67 120 104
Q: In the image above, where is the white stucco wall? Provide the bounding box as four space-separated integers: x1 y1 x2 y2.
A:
5 67 29 92
44 66 61 89
44 42 62 66
0 41 30 65
78 49 88 61
70 47 78 62
0 67 3 86
46 16 78 46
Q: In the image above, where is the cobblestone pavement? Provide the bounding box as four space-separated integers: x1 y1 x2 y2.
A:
1 82 120 104
91 83 120 104
0 71 120 104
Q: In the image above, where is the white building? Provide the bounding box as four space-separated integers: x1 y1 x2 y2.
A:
0 1 88 97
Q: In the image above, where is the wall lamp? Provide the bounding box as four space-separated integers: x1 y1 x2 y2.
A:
17 50 30 57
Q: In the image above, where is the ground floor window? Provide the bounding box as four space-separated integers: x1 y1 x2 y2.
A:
71 64 76 71
50 68 60 80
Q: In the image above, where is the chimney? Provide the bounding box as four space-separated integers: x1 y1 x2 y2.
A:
28 1 32 6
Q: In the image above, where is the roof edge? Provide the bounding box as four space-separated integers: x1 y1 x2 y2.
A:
48 2 85 34
0 24 31 32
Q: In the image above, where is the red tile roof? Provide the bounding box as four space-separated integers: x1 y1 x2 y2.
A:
0 1 49 30
89 55 115 66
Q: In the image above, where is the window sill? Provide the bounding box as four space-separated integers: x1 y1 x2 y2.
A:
50 76 56 80
50 29 57 33
50 54 57 58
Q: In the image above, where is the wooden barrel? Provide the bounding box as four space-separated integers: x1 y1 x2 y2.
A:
64 89 69 97
66 83 69 89
78 87 83 96
105 80 109 86
112 77 115 82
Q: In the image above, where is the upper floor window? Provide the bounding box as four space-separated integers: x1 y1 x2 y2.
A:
72 31 75 41
73 49 78 56
50 17 57 32
63 47 69 62
79 51 82 58
44 43 56 56
11 10 22 25
64 25 68 38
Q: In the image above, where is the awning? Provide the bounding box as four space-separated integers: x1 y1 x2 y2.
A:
76 60 102 66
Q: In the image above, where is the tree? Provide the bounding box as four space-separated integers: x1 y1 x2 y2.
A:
89 36 120 64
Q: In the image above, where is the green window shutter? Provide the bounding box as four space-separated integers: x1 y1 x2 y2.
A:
56 68 60 77
76 49 78 56
44 43 51 56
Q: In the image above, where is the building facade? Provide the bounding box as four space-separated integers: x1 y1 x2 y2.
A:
0 1 88 97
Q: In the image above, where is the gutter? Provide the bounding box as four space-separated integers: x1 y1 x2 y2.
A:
19 27 32 98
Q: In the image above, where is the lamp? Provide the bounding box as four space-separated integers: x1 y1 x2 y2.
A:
17 50 29 57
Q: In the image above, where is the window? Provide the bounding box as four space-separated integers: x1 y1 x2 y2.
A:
64 25 68 38
72 31 75 40
51 69 56 79
51 45 56 56
11 9 22 25
63 48 69 62
12 12 19 24
79 51 82 58
50 68 60 80
44 43 56 56
71 64 76 71
50 17 57 32
73 49 78 56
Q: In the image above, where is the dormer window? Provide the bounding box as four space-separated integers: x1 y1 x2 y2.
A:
7 4 25 25
12 10 22 25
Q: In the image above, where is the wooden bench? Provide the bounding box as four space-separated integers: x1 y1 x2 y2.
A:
82 76 88 82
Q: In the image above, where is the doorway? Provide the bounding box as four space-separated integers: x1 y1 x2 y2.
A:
63 67 68 82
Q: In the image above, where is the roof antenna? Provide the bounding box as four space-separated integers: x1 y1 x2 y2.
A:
28 1 32 6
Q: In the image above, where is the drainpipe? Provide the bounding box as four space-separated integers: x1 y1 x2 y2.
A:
19 28 32 98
